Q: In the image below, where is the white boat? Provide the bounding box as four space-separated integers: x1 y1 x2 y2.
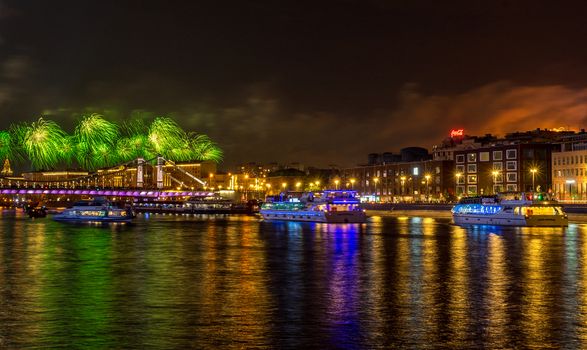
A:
53 197 134 223
452 192 568 227
260 190 367 223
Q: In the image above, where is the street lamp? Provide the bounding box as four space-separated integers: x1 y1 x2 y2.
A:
400 176 406 196
295 182 301 191
282 182 287 191
455 173 463 196
530 168 537 192
424 174 431 202
350 178 356 189
334 179 340 190
492 170 499 194
373 177 379 196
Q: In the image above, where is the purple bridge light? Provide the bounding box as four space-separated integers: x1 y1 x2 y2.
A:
0 188 215 198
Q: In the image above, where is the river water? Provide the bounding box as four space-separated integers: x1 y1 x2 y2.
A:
1 211 587 348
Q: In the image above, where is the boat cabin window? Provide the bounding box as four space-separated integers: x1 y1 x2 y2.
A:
520 206 560 216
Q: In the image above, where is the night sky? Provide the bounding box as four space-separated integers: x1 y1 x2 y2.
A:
1 0 587 168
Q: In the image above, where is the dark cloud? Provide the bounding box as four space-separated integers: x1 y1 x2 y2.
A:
176 81 587 167
385 82 587 143
1 1 587 168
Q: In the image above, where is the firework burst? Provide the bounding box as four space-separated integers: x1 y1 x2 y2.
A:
8 114 222 170
0 131 14 163
75 113 119 149
21 117 68 170
187 133 223 162
147 117 187 157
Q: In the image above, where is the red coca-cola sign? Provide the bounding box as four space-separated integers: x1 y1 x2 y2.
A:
450 129 464 138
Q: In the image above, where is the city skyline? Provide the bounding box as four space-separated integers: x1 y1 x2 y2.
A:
1 1 587 168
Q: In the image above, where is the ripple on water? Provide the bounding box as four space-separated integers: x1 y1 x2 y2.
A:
0 213 586 348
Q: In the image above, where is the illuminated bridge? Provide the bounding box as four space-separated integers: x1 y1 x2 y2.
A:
0 156 214 199
0 188 214 199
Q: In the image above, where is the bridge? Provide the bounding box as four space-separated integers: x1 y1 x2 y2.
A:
0 188 214 198
0 156 214 199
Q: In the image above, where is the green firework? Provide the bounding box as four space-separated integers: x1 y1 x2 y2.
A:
8 114 223 170
59 135 76 167
147 117 187 157
0 131 13 162
92 143 118 168
75 113 119 149
21 117 67 170
115 137 134 162
187 133 223 162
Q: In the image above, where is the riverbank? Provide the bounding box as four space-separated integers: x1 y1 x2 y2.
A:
362 202 587 214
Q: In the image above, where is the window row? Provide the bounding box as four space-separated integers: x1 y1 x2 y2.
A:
456 161 517 174
456 172 517 184
367 166 443 178
554 182 587 194
456 149 517 164
456 184 518 195
554 154 587 166
556 168 587 177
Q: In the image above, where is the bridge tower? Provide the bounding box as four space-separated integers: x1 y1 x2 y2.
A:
156 156 164 189
1 159 13 176
137 157 144 188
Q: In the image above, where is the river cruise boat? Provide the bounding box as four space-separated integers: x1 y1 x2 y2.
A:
260 190 367 223
53 197 134 223
452 192 568 227
183 194 234 213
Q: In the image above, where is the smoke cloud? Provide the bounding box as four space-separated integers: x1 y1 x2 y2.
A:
186 81 587 167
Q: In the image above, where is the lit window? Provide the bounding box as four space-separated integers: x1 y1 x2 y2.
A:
467 185 477 195
467 175 477 184
479 152 490 162
506 161 517 171
493 174 503 183
467 153 477 162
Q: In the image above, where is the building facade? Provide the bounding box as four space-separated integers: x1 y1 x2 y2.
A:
453 143 554 196
552 133 587 200
342 159 455 202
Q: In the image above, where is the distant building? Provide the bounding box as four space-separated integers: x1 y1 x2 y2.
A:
343 154 454 202
453 143 555 196
433 128 572 161
432 128 586 197
368 147 431 165
552 131 587 200
22 170 89 182
19 161 216 189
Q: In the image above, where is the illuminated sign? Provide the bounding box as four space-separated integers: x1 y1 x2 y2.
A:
450 129 464 138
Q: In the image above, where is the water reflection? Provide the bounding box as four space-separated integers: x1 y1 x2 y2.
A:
1 214 587 348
